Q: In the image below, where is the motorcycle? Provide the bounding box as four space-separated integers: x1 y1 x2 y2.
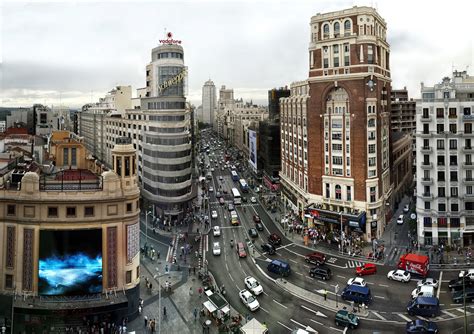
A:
230 239 234 248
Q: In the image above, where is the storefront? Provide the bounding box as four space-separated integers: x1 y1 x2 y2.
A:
282 185 299 214
304 205 366 235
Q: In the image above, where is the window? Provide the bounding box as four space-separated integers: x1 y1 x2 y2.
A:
449 124 457 134
334 22 340 37
368 144 376 154
422 108 429 118
48 207 58 217
63 148 69 166
452 203 459 212
449 139 457 149
367 45 374 64
423 155 430 165
466 139 472 149
465 123 472 134
7 204 15 216
5 274 13 289
127 203 133 212
71 147 77 166
443 91 450 99
368 119 375 127
438 187 445 198
450 155 457 166
437 140 445 150
332 156 343 165
368 157 376 167
451 187 458 197
423 124 429 134
436 124 444 134
84 206 94 217
323 24 329 38
468 186 473 195
423 217 432 226
369 186 376 202
347 186 352 201
464 107 472 116
323 58 329 68
437 155 444 166
436 108 444 118
335 185 342 200
451 171 458 182
438 171 445 181
344 20 351 33
325 183 330 198
332 143 342 151
449 108 457 118
438 203 446 212
424 201 431 210
126 270 132 284
66 207 76 217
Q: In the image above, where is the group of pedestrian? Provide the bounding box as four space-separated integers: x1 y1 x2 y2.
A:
144 316 157 333
144 277 153 291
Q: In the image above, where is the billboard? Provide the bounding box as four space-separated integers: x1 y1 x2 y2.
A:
38 229 103 296
248 129 257 170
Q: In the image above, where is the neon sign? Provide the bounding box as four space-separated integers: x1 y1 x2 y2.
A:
159 32 182 45
158 68 188 93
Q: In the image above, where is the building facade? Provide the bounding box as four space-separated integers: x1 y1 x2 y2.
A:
202 80 216 125
281 6 392 240
391 132 413 206
0 132 140 332
416 70 474 246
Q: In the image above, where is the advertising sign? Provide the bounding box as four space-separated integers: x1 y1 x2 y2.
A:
38 229 103 296
248 129 257 170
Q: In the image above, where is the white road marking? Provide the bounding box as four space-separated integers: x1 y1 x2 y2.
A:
396 313 412 322
374 295 385 299
273 299 288 309
330 326 344 333
260 307 269 314
278 322 292 331
379 284 389 288
371 311 386 320
309 318 324 326
289 259 298 264
327 257 337 263
437 271 443 299
337 275 346 279
295 272 303 276
301 305 327 318
416 316 428 321
263 291 269 296
441 309 457 317
225 263 229 271
456 308 472 315
315 289 336 296
290 318 306 328
228 273 235 282
365 281 375 285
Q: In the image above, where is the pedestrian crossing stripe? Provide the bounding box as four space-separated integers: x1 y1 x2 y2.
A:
347 260 365 268
327 257 337 264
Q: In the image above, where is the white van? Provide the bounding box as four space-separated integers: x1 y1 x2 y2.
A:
411 285 435 299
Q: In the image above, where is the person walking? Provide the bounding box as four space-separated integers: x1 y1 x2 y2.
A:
163 306 167 320
193 308 198 322
144 315 148 328
323 289 327 301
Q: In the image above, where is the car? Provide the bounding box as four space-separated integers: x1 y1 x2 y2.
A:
309 265 331 281
459 269 474 279
219 197 225 205
397 214 404 225
403 204 410 213
405 320 438 334
335 310 359 329
305 252 326 265
208 187 214 192
212 242 221 256
211 168 215 172
215 191 222 198
223 189 228 194
417 278 439 289
244 276 263 295
250 196 257 203
387 269 411 282
452 288 474 304
242 196 248 203
248 228 258 238
356 263 377 276
237 242 247 258
449 277 474 291
261 243 276 255
255 186 260 193
347 277 367 287
253 215 261 223
228 203 234 211
213 226 221 237
239 289 260 311
268 233 282 246
211 210 218 219
255 222 264 231
219 176 223 181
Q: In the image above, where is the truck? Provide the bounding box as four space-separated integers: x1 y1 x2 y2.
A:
397 253 429 278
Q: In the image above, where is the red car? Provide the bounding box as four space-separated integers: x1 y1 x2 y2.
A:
356 263 377 276
237 242 247 258
253 214 261 223
304 252 326 265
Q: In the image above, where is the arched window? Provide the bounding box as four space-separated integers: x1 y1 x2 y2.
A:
323 24 330 38
344 20 351 36
334 22 340 37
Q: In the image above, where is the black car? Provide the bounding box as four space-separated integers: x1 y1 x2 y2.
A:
255 222 264 231
405 320 438 334
242 196 248 203
449 277 474 291
261 243 276 255
248 228 258 238
452 288 474 304
309 265 331 281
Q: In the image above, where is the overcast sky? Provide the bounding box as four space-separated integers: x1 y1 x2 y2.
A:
1 0 473 108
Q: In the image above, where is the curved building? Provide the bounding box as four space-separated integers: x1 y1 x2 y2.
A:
141 39 195 219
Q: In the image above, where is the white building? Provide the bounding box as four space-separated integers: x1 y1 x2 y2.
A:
416 70 474 247
202 80 216 125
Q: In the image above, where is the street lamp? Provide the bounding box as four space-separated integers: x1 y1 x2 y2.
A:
154 270 162 334
340 211 343 254
335 284 339 308
145 209 154 246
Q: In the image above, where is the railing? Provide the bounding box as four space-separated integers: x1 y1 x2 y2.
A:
39 170 103 191
39 293 102 303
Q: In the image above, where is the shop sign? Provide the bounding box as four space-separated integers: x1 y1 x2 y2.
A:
349 221 360 228
159 32 182 45
158 68 188 93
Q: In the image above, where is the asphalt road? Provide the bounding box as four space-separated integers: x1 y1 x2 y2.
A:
199 141 474 333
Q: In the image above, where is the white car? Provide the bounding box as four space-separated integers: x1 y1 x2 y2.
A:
211 210 218 219
396 215 404 225
387 269 411 282
417 278 439 289
209 187 214 192
213 226 221 237
459 269 474 279
212 242 221 256
219 176 223 181
211 168 215 172
250 197 257 203
255 186 260 193
239 290 260 311
244 276 264 296
347 277 367 287
403 204 409 213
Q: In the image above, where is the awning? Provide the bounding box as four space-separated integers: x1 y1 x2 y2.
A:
203 301 217 313
240 318 268 334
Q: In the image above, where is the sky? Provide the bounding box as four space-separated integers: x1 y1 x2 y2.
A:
1 0 473 109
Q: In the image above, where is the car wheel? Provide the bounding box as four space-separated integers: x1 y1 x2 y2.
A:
388 276 392 280
310 273 314 278
350 324 356 329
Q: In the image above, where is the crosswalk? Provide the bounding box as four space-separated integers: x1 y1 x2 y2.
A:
346 260 365 268
371 306 474 323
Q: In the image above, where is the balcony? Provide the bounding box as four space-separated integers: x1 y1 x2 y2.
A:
463 162 474 169
421 162 433 169
420 177 433 185
420 146 432 153
421 192 433 199
464 178 474 184
463 146 474 152
418 131 432 138
420 116 431 122
463 114 474 121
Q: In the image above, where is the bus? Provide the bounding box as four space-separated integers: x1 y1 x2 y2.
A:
239 179 249 193
231 187 242 205
231 170 239 182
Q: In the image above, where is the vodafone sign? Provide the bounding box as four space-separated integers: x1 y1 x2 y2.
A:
159 32 182 45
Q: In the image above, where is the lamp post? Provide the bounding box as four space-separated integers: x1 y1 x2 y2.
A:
340 211 343 254
145 210 154 247
154 270 162 334
335 284 339 308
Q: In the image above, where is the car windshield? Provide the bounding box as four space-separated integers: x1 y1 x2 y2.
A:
348 314 356 320
250 281 258 288
247 295 256 303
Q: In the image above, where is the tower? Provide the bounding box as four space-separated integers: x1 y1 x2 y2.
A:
202 80 216 125
111 137 138 190
307 6 392 240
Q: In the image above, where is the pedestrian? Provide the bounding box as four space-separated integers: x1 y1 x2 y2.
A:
163 306 167 319
138 305 142 315
144 315 148 328
194 308 198 321
189 286 193 296
193 266 196 275
198 287 203 298
323 289 327 301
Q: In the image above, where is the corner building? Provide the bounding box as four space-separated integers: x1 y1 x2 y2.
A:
282 6 392 240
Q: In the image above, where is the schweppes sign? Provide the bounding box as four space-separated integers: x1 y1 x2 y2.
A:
158 68 188 93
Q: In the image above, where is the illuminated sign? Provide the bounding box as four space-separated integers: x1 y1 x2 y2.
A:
158 68 188 93
159 32 182 45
